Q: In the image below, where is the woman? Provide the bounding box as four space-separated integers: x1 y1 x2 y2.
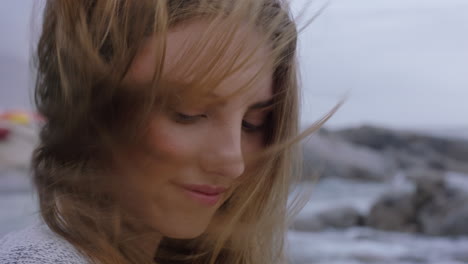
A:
0 0 332 263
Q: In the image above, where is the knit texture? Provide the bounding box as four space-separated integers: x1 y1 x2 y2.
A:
0 223 90 264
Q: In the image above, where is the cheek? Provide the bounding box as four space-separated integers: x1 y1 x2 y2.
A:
145 115 200 162
242 133 264 153
241 133 267 168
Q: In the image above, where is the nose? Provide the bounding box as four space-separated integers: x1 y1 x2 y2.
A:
200 121 245 179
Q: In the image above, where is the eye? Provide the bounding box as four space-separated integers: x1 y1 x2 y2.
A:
173 112 207 124
242 120 265 133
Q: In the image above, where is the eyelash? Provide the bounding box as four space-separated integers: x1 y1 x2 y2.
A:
173 112 265 133
242 120 265 133
173 113 206 124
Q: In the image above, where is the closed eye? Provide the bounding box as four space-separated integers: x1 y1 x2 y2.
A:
242 120 265 133
173 112 207 124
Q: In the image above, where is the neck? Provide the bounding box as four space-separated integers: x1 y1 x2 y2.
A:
120 222 163 262
138 233 163 261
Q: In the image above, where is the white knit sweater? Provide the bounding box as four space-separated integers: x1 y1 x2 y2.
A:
0 223 90 264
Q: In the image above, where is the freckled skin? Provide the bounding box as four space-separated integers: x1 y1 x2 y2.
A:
115 21 273 239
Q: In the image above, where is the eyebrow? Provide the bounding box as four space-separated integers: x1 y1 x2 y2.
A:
161 79 274 110
205 93 274 111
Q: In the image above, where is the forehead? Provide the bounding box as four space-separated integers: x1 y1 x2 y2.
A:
126 20 273 103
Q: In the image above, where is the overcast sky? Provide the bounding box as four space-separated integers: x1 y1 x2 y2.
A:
1 0 467 130
293 0 468 129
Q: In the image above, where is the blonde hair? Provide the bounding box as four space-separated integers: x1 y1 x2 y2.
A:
32 0 334 263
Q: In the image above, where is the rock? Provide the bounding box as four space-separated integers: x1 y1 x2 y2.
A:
302 126 468 181
367 168 468 237
366 192 418 233
317 206 364 229
406 168 446 208
293 206 363 232
335 125 409 151
334 125 468 174
440 206 468 236
302 131 396 181
444 159 468 176
406 168 466 236
416 181 468 236
292 214 324 232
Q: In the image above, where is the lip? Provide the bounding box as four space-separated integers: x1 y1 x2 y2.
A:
176 183 227 206
178 184 228 195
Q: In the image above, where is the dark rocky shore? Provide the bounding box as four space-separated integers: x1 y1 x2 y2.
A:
295 125 468 238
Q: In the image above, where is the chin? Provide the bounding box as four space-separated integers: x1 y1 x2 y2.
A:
151 213 214 239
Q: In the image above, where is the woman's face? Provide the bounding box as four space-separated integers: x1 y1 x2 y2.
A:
115 21 273 239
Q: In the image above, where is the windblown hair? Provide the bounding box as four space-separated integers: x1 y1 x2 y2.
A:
32 0 333 263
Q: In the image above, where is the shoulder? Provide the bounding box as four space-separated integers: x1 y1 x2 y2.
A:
0 223 90 264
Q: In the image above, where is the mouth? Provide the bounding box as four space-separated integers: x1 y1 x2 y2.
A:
175 183 227 207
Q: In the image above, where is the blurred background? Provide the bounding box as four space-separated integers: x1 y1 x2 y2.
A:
1 0 468 263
